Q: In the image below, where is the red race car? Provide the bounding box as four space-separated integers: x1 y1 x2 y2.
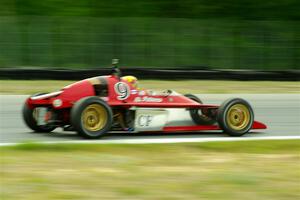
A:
23 60 267 138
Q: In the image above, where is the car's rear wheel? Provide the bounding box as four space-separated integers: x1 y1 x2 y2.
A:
71 97 113 139
22 101 56 133
184 94 216 125
217 98 254 136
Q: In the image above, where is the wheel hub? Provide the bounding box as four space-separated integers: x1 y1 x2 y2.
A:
227 104 250 131
82 104 107 132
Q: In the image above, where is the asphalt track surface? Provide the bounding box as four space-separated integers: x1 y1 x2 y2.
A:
0 94 299 144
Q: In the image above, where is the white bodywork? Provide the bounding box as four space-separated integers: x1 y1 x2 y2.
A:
133 107 195 132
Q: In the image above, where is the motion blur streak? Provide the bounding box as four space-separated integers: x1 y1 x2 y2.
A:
0 94 299 143
0 0 299 69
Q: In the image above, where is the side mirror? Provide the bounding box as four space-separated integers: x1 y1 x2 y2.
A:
112 58 119 66
111 58 122 78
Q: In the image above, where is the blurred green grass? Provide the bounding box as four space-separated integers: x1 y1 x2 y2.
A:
1 140 300 200
0 80 299 94
6 139 300 154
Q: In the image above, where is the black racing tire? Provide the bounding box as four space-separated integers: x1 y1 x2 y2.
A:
71 96 113 139
22 100 56 133
184 94 216 125
217 98 254 137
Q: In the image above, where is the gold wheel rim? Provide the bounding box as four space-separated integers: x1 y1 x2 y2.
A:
226 104 250 131
82 104 107 132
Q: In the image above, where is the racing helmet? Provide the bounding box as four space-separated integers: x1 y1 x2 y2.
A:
122 75 138 88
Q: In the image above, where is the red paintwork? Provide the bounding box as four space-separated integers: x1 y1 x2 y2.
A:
106 76 218 109
163 121 267 132
28 75 217 109
28 79 95 109
252 121 268 129
26 73 267 132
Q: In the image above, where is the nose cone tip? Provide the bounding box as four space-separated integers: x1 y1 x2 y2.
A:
252 121 267 129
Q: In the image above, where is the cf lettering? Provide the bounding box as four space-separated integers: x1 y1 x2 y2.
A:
138 115 153 127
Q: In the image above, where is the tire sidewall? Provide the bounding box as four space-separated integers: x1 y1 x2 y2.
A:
217 98 254 136
71 96 113 139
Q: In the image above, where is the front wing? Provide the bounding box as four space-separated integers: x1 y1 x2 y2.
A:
162 121 267 132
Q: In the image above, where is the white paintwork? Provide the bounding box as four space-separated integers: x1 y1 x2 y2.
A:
0 136 299 146
134 108 169 131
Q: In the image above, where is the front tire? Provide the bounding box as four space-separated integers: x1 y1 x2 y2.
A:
71 97 113 139
217 98 254 136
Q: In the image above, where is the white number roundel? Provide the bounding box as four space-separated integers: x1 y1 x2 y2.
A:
114 82 130 100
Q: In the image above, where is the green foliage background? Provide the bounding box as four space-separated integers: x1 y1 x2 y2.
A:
0 0 299 69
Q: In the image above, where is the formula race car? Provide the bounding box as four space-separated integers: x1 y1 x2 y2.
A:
23 60 267 138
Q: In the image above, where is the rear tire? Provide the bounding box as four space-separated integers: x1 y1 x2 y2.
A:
22 101 56 133
217 98 254 136
184 94 216 125
71 97 113 139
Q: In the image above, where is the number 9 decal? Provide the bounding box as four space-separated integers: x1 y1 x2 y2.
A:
114 82 130 100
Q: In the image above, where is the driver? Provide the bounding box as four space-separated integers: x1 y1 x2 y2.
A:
121 76 138 89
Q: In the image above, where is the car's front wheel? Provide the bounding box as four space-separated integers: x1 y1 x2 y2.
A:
217 98 254 136
71 97 113 139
